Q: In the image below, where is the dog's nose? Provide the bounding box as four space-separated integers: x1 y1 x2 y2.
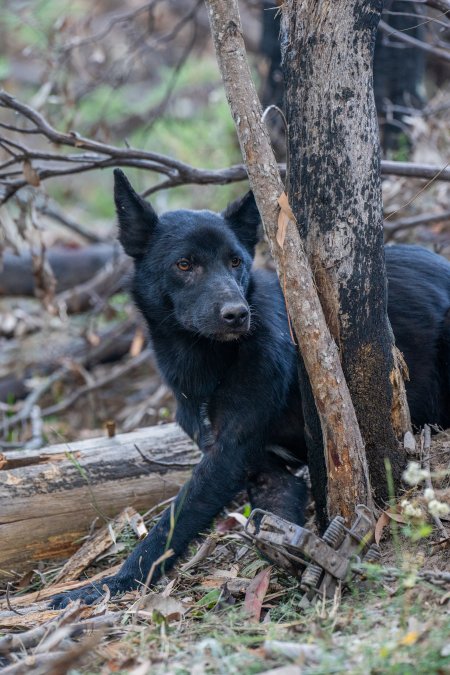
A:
220 303 249 328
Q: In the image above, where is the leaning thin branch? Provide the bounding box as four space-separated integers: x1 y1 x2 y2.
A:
383 9 450 31
206 0 373 520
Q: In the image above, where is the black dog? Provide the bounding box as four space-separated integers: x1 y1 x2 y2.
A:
51 170 450 608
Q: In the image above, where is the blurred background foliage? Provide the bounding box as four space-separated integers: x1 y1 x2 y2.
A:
0 0 258 228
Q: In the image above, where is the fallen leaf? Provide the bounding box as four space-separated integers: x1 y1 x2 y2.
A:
258 664 303 675
375 511 390 544
386 510 407 524
244 566 272 622
135 595 187 622
216 511 247 532
129 512 148 540
263 640 321 662
161 578 176 598
180 535 217 571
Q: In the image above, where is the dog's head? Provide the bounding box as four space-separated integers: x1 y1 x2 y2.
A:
114 169 261 340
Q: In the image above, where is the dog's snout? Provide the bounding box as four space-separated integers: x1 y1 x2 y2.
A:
220 303 249 327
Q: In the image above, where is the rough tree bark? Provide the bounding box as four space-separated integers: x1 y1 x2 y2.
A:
281 0 409 522
206 0 373 524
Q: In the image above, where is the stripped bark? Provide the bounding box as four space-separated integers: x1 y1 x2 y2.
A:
281 0 409 521
206 0 373 524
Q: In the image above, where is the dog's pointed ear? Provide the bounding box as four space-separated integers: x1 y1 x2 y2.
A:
223 191 260 255
114 169 158 258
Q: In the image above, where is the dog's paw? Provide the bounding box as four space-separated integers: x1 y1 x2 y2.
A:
49 575 128 609
49 584 104 609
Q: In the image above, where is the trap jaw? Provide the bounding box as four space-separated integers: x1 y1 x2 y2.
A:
245 504 380 604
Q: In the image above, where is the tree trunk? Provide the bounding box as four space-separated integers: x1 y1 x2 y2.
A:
0 424 200 580
206 0 373 525
281 0 409 522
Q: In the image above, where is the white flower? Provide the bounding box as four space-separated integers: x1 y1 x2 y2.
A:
424 488 435 501
401 499 423 519
402 462 429 486
427 499 450 518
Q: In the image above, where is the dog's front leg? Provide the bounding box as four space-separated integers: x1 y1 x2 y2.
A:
49 444 248 608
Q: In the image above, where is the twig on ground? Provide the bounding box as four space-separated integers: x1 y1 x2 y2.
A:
5 583 24 616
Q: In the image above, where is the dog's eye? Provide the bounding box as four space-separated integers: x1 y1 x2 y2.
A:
231 256 241 268
177 259 192 272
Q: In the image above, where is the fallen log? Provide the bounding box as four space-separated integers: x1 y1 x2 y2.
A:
0 423 200 581
0 244 119 296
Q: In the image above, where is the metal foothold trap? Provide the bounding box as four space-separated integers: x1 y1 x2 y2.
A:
245 504 381 605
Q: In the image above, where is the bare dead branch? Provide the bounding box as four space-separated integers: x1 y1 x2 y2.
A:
383 9 450 31
384 209 450 240
0 369 68 437
1 91 450 205
37 203 105 244
55 254 132 314
379 19 450 62
380 160 450 182
422 0 450 14
60 0 162 53
40 349 151 418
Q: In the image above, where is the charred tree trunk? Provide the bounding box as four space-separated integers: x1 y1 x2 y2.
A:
281 0 409 523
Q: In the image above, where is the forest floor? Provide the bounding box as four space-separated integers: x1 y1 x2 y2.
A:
1 429 449 675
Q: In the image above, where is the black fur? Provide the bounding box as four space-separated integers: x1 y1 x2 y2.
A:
50 170 450 608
